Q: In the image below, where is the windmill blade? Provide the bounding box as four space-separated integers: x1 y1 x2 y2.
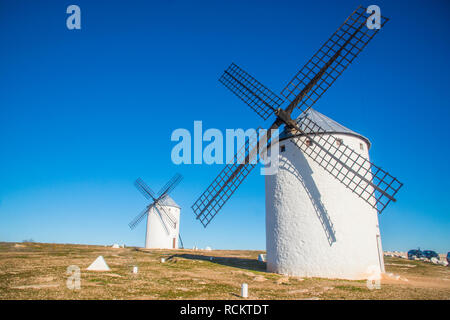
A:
219 63 284 120
192 127 271 227
178 234 184 249
128 206 151 230
154 200 177 229
281 6 389 115
289 115 402 214
153 205 170 235
156 173 183 199
156 199 177 227
134 178 157 201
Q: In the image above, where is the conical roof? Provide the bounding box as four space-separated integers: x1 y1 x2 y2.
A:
159 195 180 208
279 108 371 148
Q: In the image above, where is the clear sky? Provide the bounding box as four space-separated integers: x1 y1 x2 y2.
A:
1 0 449 253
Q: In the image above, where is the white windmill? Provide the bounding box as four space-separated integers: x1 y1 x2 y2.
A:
265 109 387 279
130 175 183 249
191 6 403 280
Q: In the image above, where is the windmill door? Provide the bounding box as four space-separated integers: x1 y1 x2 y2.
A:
173 238 176 249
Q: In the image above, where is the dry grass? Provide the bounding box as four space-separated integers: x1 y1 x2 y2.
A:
0 242 449 300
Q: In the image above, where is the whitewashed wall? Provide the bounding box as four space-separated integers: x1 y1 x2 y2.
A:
145 205 181 249
265 133 384 280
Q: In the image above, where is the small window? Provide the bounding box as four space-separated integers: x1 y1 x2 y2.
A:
360 143 364 150
336 138 343 146
280 145 286 153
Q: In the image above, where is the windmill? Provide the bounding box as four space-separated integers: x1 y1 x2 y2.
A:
192 6 403 279
130 174 184 249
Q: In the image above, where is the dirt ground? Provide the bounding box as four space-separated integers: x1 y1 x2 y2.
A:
0 242 449 300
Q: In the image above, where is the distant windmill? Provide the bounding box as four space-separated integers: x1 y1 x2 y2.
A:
130 174 183 249
192 6 403 279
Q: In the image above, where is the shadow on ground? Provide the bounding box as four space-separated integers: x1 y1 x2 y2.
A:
167 253 267 273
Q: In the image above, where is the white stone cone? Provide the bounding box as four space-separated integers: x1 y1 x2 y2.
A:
87 256 111 271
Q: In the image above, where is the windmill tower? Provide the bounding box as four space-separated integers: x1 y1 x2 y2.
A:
130 174 184 249
265 109 384 279
191 6 403 280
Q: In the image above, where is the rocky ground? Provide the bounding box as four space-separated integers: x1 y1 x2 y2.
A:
0 242 449 299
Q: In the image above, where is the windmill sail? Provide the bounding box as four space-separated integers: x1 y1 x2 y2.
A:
135 178 157 201
129 206 151 230
218 69 401 213
192 129 262 227
157 173 183 199
192 6 402 228
219 63 284 120
155 201 177 229
288 112 402 213
281 6 389 115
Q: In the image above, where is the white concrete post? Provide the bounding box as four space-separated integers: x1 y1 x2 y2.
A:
241 283 248 298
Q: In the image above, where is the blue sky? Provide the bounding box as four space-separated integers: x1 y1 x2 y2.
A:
1 0 449 253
